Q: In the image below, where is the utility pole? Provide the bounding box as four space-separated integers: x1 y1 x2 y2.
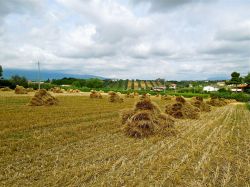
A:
38 61 41 90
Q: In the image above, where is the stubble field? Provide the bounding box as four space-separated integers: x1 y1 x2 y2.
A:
0 92 249 186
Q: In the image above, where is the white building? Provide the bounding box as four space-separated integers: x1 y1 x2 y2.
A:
203 86 219 92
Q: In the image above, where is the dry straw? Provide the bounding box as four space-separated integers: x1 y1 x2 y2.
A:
165 96 200 119
121 98 176 138
15 85 28 94
206 98 228 107
29 89 58 106
161 95 173 101
139 93 150 101
51 87 63 93
0 87 12 91
125 93 134 98
190 96 211 112
108 91 124 103
90 90 102 99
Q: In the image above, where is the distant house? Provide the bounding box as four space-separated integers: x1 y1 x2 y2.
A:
236 84 250 92
203 86 219 92
169 84 177 89
217 82 225 87
151 86 166 91
231 88 243 92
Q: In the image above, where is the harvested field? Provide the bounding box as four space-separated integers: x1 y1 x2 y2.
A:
0 93 249 186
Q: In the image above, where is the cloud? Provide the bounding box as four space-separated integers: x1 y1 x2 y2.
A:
0 0 250 80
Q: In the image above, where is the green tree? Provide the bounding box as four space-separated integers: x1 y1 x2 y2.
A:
230 72 242 86
244 72 250 84
72 81 81 88
0 65 3 78
86 78 103 88
10 75 28 88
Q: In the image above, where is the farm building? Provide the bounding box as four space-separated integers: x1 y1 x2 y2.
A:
203 86 219 92
151 86 166 91
237 84 250 92
169 84 177 89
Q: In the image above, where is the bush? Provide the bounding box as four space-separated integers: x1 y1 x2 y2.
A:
211 92 250 102
10 75 28 88
28 83 56 90
0 79 15 89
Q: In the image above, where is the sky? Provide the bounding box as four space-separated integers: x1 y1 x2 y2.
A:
0 0 250 80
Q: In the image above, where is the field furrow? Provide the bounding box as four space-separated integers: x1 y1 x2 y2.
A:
0 95 249 186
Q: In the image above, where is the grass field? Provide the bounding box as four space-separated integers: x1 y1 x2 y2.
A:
0 92 250 186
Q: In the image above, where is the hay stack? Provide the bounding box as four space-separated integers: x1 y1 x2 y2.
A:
15 86 27 94
161 95 172 101
0 87 12 91
90 90 102 99
134 92 139 97
108 91 123 103
139 93 150 100
165 96 200 119
206 98 227 107
121 99 175 138
125 93 134 98
51 87 63 93
29 89 58 106
26 88 34 92
190 96 211 112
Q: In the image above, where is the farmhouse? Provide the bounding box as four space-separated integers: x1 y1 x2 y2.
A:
151 86 166 91
169 84 177 89
203 86 219 92
237 84 250 92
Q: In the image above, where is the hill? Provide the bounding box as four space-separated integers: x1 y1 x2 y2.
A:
3 69 106 81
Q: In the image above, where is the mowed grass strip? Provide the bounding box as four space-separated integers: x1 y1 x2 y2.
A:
0 94 249 186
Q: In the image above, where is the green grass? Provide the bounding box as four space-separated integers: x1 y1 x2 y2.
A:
246 102 250 111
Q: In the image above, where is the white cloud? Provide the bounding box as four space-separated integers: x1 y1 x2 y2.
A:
0 0 250 80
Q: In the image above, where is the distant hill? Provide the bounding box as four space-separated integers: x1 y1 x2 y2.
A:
3 69 106 81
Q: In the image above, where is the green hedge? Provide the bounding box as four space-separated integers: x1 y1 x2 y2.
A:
210 92 250 102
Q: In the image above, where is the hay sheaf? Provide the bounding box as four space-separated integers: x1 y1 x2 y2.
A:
108 91 124 103
29 89 58 106
67 89 80 93
51 87 63 93
125 93 134 98
161 95 173 101
15 86 27 94
139 93 150 101
26 88 34 92
121 99 176 138
165 97 200 119
0 87 12 91
206 98 227 107
90 90 102 99
190 96 211 112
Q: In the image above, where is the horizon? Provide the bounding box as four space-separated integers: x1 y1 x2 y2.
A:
0 0 250 79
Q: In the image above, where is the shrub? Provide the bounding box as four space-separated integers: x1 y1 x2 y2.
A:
210 92 250 102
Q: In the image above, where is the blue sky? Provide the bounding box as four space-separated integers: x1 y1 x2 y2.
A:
0 0 250 80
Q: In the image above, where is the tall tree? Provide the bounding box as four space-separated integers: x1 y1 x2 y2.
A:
244 72 250 84
230 72 242 86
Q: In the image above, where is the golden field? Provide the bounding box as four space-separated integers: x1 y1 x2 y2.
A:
0 92 250 186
